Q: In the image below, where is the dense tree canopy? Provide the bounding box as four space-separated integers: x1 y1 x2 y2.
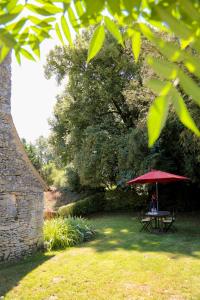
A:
45 32 150 188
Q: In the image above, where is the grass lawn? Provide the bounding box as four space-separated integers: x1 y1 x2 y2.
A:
0 213 200 300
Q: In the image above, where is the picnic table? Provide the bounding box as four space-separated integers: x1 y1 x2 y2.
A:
145 211 170 232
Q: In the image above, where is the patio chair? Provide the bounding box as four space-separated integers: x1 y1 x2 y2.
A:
162 211 176 232
138 212 153 232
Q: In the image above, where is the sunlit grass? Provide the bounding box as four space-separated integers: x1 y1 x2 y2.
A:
0 213 200 300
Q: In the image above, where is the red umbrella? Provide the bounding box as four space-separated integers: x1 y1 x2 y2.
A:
127 170 190 210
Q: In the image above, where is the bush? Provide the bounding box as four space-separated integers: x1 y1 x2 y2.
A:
43 216 95 251
104 189 148 212
58 193 105 217
58 189 147 217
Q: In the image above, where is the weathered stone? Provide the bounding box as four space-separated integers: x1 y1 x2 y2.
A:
0 53 47 263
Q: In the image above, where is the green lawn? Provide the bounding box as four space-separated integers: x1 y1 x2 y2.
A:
1 213 200 300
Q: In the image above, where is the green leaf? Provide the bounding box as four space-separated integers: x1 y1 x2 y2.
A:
107 0 121 15
104 16 124 47
20 48 36 61
55 22 64 45
146 79 172 96
170 88 200 136
156 7 200 52
122 0 135 12
8 4 23 15
131 30 141 63
61 16 73 46
148 19 170 32
87 25 105 63
0 45 10 63
29 35 40 58
18 28 29 43
0 29 16 48
156 7 192 41
29 16 55 27
85 0 104 15
14 49 21 65
74 0 84 17
179 71 200 106
48 0 70 3
148 58 200 108
6 0 18 12
0 12 20 24
146 78 200 136
68 6 78 31
31 26 51 41
147 56 179 80
140 24 200 79
147 96 170 147
178 0 200 22
26 4 63 16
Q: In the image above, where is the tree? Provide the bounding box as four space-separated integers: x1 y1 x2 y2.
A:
22 136 60 186
21 138 42 171
1 0 200 145
45 32 155 188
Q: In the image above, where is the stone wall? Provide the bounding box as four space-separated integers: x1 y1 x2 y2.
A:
0 53 47 262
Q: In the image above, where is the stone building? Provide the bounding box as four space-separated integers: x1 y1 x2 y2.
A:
0 54 47 262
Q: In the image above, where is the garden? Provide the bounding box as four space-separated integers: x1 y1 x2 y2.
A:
1 1 200 299
1 213 200 300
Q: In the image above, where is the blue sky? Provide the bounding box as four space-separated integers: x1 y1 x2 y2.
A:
11 39 63 143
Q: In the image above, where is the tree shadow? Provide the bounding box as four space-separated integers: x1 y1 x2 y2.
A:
0 213 199 296
85 213 200 258
0 251 54 297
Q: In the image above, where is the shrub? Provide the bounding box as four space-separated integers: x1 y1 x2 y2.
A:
43 216 95 251
58 192 105 217
58 190 147 217
104 190 148 212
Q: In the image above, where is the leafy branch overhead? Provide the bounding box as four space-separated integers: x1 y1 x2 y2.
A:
1 0 200 145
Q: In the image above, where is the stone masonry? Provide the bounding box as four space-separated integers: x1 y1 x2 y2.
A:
0 53 47 262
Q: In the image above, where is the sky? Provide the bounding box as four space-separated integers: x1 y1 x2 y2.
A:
11 39 63 143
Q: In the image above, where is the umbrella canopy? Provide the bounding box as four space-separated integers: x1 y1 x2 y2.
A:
127 170 189 185
127 170 190 211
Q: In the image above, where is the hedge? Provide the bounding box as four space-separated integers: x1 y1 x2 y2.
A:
58 190 148 217
58 192 105 217
104 190 148 212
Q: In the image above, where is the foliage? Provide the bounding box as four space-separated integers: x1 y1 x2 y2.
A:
43 216 95 251
1 0 200 144
21 138 42 171
104 189 148 212
44 162 67 188
22 136 65 187
66 167 81 192
45 31 200 207
45 31 152 188
58 193 106 217
58 189 149 217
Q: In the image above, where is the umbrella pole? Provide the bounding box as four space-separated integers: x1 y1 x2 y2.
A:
156 182 159 211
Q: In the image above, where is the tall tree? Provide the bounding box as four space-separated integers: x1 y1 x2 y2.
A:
45 32 150 188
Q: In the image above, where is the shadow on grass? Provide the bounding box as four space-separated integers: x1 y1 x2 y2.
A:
0 251 54 297
0 213 199 296
86 213 200 258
